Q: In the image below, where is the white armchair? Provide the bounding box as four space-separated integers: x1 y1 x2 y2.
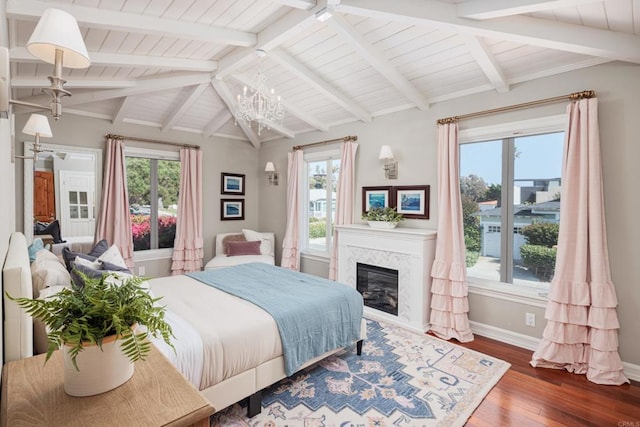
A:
204 231 275 270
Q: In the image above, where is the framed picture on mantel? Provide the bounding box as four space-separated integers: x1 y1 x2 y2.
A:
395 185 430 219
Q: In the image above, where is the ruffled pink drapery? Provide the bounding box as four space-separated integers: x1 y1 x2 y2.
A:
171 148 204 275
530 98 629 385
95 137 134 268
429 122 473 342
329 140 358 280
281 150 303 271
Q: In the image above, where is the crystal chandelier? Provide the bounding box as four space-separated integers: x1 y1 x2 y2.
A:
235 49 285 135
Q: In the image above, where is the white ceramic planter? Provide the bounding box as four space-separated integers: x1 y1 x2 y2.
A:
367 220 398 229
63 335 134 397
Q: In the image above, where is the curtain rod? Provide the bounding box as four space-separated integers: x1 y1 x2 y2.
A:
105 134 200 150
292 135 357 151
437 90 596 125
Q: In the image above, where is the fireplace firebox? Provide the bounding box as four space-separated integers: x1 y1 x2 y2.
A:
356 263 399 316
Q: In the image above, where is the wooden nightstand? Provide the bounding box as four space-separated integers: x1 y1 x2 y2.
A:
1 346 214 426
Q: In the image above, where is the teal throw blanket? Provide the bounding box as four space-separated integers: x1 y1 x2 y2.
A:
187 263 363 376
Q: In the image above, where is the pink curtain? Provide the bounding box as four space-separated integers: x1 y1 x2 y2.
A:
329 140 359 280
281 150 303 271
171 148 204 275
429 122 473 342
95 137 134 268
530 98 629 385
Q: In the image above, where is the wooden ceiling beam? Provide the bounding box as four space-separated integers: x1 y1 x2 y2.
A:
457 0 602 20
335 0 640 64
460 35 509 93
10 48 217 73
162 83 209 132
7 0 255 47
210 79 261 148
326 14 429 110
269 49 372 123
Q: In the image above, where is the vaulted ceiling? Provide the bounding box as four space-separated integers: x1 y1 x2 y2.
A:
4 0 639 148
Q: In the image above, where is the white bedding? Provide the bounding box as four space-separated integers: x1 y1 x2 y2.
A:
148 275 283 390
150 309 204 388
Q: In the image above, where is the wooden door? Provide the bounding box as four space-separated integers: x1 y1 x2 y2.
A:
34 171 55 222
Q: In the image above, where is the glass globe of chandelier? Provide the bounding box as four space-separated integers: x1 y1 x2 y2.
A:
235 49 285 135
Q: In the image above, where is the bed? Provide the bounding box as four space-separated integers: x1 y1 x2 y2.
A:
2 231 365 417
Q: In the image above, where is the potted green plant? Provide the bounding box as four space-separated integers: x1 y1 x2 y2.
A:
362 206 404 229
9 273 173 397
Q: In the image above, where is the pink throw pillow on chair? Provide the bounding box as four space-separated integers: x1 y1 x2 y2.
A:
226 240 262 256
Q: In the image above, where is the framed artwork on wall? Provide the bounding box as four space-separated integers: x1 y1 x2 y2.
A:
220 199 245 221
362 186 394 213
221 172 245 195
395 185 430 219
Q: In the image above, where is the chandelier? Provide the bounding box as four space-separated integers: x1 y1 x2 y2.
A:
235 49 285 135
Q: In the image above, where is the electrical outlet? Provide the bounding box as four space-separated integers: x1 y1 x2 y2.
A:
525 312 536 327
138 266 146 276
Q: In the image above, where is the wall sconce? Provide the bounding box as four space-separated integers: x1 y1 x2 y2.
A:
265 162 279 185
0 8 91 120
14 113 53 162
379 145 398 179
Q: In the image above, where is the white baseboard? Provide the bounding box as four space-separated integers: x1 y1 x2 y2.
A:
470 321 640 382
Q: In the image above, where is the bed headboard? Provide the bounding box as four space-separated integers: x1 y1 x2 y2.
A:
2 232 34 362
215 232 275 256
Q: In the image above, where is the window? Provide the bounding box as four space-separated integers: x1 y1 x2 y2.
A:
302 150 341 255
68 191 89 219
459 116 564 289
125 148 180 252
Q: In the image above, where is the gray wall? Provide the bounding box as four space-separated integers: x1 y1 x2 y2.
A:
8 61 639 368
14 114 261 274
259 61 640 367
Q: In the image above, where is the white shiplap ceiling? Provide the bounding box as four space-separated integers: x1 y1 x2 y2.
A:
4 0 640 148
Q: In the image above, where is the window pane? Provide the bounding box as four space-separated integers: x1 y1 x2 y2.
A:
460 131 563 287
80 206 89 219
307 160 328 252
460 140 503 282
512 132 563 286
79 191 87 204
127 157 151 251
157 159 179 249
70 206 78 219
69 191 78 204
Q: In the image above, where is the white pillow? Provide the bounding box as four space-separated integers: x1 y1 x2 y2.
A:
33 248 64 266
31 251 71 296
242 229 273 256
97 245 128 269
74 255 101 270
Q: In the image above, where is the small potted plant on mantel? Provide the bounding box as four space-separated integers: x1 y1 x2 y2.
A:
362 206 404 229
9 274 174 397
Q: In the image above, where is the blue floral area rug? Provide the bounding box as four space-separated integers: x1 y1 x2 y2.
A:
211 318 510 427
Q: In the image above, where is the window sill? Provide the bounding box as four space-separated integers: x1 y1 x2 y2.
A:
467 278 548 309
133 248 173 263
300 251 330 263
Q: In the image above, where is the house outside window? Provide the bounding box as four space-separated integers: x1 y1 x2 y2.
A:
302 149 340 256
125 147 180 253
459 115 565 290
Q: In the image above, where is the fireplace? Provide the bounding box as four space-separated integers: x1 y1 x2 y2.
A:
357 263 399 316
337 224 436 332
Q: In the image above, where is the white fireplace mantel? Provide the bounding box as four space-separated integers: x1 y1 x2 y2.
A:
336 224 437 332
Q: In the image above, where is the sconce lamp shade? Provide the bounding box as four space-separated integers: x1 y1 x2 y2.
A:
22 114 53 137
378 145 394 160
265 162 276 172
27 8 91 69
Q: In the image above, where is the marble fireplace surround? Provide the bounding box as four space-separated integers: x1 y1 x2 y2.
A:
336 224 437 333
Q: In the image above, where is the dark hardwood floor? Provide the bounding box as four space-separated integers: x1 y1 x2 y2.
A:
457 335 640 426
